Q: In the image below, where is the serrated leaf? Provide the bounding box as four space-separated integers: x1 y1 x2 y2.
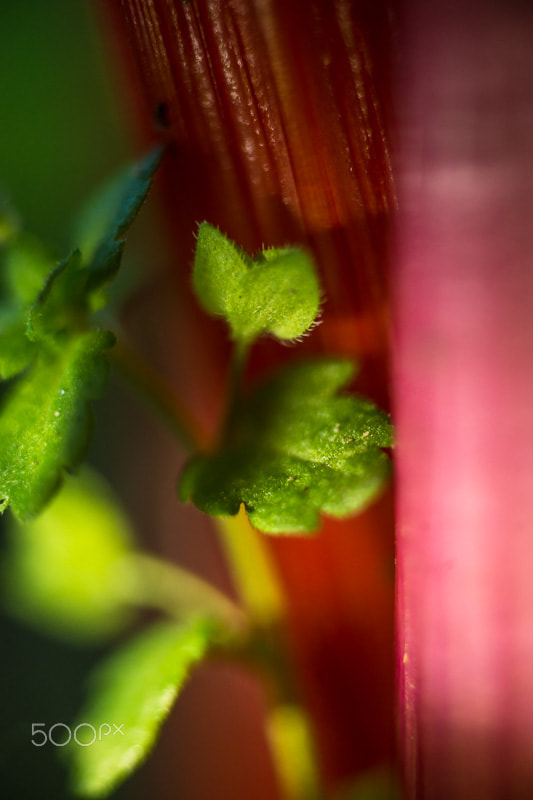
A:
0 329 115 519
180 359 392 534
0 151 160 520
193 223 320 344
1 470 135 642
69 619 214 798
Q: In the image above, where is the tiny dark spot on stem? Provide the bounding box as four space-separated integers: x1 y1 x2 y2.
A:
153 102 170 130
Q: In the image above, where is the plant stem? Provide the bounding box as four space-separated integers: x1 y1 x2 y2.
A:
113 326 323 799
215 509 284 627
111 338 207 451
266 705 323 800
215 510 323 800
221 338 251 441
118 552 248 635
230 339 250 394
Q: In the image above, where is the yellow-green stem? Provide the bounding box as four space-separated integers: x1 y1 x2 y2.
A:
215 510 323 800
215 509 284 627
112 337 323 800
117 552 248 634
267 705 323 800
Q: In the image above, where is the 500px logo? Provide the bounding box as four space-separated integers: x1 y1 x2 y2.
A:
31 722 125 747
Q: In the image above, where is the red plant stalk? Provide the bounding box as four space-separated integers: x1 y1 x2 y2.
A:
396 2 533 798
98 0 396 796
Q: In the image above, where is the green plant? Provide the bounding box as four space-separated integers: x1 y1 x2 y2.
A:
0 153 393 798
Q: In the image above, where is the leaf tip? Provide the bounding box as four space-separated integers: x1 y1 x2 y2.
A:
137 144 165 181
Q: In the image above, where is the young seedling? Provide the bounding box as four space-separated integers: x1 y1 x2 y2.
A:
181 222 392 534
0 154 393 798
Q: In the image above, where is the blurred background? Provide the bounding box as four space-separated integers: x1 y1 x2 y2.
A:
0 2 398 798
0 1 127 246
0 4 278 798
0 2 143 797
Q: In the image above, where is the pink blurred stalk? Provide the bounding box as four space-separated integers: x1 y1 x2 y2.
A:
395 2 533 798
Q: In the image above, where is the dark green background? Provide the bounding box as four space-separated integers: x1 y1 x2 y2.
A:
0 0 126 247
0 2 142 797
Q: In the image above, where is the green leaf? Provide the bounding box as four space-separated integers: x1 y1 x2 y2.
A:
0 310 36 379
0 148 161 346
0 233 56 378
85 239 124 296
1 470 135 642
2 232 56 306
0 329 115 519
180 359 392 534
26 249 89 341
193 222 320 345
73 147 162 292
0 151 160 520
69 619 215 798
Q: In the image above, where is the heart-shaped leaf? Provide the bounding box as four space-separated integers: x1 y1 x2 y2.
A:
193 223 320 345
